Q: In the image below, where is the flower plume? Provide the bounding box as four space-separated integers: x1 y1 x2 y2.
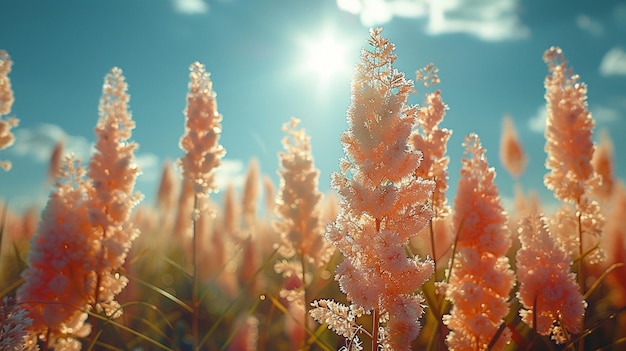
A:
499 114 527 179
411 65 452 219
17 156 97 343
443 133 514 351
0 50 19 171
17 68 143 348
87 67 143 317
311 28 434 351
179 62 226 195
516 214 586 344
543 46 596 202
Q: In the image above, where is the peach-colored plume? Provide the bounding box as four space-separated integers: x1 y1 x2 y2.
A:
274 117 328 263
311 28 434 351
0 50 18 171
178 62 226 196
0 297 37 351
47 141 64 181
274 117 331 348
592 129 614 199
17 157 97 344
87 67 143 318
0 50 14 116
262 175 275 217
516 214 586 344
242 158 260 229
412 66 452 219
543 46 596 202
499 115 527 179
156 159 179 212
444 133 514 351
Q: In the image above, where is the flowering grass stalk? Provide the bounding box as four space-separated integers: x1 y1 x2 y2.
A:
178 61 226 351
274 117 333 348
499 115 527 179
543 48 606 349
443 133 514 351
0 50 18 171
16 67 143 350
88 67 143 321
3 28 626 351
516 214 586 344
310 28 435 351
17 156 97 349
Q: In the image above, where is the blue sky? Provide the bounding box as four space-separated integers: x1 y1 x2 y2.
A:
1 0 625 212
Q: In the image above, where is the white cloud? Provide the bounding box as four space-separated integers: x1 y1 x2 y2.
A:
527 105 546 133
427 0 529 41
600 47 626 77
173 0 209 15
11 124 92 162
135 153 160 182
337 0 528 41
575 14 604 36
214 159 246 190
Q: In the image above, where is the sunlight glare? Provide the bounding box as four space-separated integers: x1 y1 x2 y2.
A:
300 30 353 87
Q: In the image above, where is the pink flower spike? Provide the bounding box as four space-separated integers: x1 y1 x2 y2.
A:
516 214 586 343
178 62 226 196
311 28 434 351
0 50 19 171
499 114 527 179
543 46 595 203
444 133 514 351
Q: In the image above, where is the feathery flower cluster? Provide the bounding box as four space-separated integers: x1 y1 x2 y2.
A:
17 157 97 346
543 47 605 266
0 297 37 351
443 133 514 351
411 65 452 219
274 117 332 348
274 117 331 267
0 50 19 171
516 214 586 343
499 115 527 179
311 28 434 351
543 46 596 202
17 68 142 348
179 62 226 196
591 130 614 199
88 67 143 316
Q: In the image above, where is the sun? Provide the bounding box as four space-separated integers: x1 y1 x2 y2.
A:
297 28 355 88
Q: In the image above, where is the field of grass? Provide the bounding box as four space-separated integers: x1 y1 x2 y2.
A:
1 29 625 351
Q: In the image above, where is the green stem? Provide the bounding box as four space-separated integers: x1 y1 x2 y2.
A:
192 193 199 351
301 253 309 351
576 198 584 351
372 307 379 351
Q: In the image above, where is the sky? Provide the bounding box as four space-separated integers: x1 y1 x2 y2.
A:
1 0 625 213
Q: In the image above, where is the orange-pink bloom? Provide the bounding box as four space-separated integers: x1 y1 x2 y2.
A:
17 157 97 344
0 297 37 351
178 62 226 196
274 117 330 264
17 68 142 348
444 133 514 351
543 46 596 202
312 28 434 351
87 67 143 317
591 130 614 199
499 115 527 179
516 214 586 343
411 67 452 219
0 50 19 171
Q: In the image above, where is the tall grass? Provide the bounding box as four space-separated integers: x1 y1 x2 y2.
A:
1 29 626 351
